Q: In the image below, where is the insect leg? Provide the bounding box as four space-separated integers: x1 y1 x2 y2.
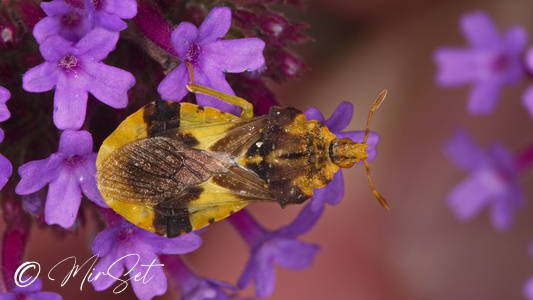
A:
185 62 254 120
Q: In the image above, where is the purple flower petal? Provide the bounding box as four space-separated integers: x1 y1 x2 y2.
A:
197 7 231 43
445 129 524 230
91 218 202 300
157 64 189 101
0 86 10 123
193 66 239 114
58 129 92 154
434 49 478 85
524 276 533 300
467 80 501 114
5 278 62 300
304 107 325 122
171 22 199 58
0 153 12 191
92 0 137 32
41 0 72 15
162 255 235 300
448 171 500 220
98 0 137 19
460 11 500 48
54 75 89 129
22 193 46 216
92 13 126 32
522 86 533 118
16 156 64 194
310 172 344 210
203 38 266 72
505 26 528 55
444 128 486 172
75 28 119 60
253 258 275 298
273 238 320 269
280 203 324 236
77 154 107 208
84 64 133 108
40 34 74 60
45 167 82 227
322 101 353 132
128 253 167 300
22 63 61 93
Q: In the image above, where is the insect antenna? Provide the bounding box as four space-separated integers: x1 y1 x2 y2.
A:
362 90 389 209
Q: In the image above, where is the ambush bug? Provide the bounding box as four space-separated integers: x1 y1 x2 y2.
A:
96 62 388 237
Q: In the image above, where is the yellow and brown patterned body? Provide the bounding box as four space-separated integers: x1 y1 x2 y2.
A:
96 101 369 237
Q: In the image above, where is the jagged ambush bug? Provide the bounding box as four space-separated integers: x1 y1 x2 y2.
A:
96 62 389 238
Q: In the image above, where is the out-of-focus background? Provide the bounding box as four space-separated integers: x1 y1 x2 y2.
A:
27 0 533 299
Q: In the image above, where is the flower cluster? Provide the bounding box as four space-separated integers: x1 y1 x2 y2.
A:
0 1 379 299
434 10 533 299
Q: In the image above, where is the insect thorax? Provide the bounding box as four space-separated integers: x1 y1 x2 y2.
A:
239 106 341 207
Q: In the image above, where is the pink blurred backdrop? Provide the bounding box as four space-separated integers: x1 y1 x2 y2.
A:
22 0 533 299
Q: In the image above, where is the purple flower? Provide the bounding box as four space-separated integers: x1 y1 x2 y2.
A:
525 276 533 300
433 11 527 114
15 130 107 228
524 242 533 299
230 205 321 298
444 128 524 230
0 278 62 300
305 101 380 210
521 49 533 118
0 86 11 122
34 0 137 43
0 86 11 190
22 27 135 130
89 0 138 32
91 216 202 300
0 129 12 191
157 7 265 115
161 255 236 300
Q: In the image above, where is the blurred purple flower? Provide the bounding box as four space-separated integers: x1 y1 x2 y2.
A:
230 205 321 298
34 0 137 43
157 6 265 115
524 242 533 300
15 130 107 228
521 49 533 118
0 86 11 190
0 86 11 122
305 101 380 210
444 128 524 230
0 278 62 300
161 255 236 300
0 129 12 191
21 193 45 216
22 28 135 130
91 216 202 300
433 11 527 114
525 276 533 300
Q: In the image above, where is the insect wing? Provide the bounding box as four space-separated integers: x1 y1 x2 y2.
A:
97 135 276 236
97 101 267 168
